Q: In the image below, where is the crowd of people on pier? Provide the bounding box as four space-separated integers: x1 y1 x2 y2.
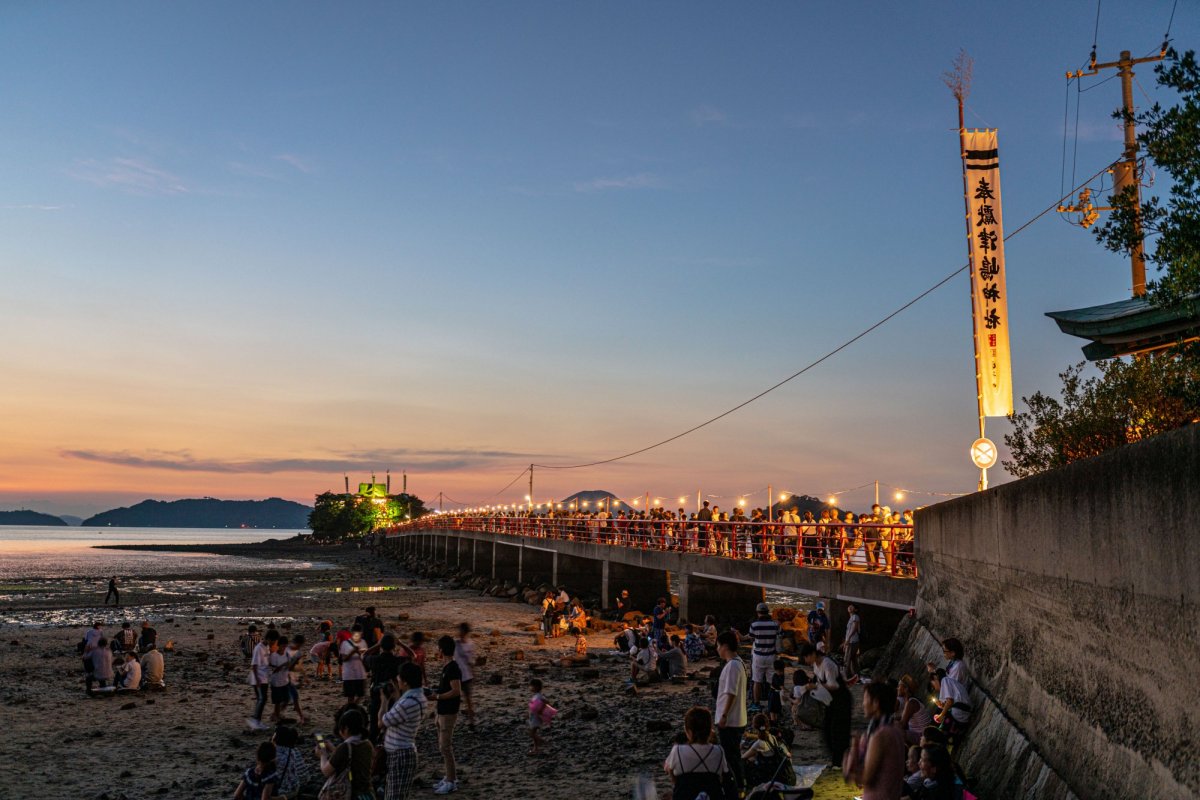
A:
431 502 918 575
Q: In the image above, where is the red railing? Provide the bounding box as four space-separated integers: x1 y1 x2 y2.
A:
388 515 916 578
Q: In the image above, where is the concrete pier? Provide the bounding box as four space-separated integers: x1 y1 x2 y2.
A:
386 529 915 626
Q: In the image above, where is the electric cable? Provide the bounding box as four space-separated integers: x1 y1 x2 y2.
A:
436 160 1120 508
1165 0 1178 44
527 161 1118 473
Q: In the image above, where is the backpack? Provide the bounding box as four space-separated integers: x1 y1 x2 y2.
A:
747 735 796 788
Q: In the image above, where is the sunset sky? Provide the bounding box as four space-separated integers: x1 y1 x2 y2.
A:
1 2 1193 517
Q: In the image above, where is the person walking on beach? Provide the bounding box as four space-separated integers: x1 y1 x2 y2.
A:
105 575 120 606
714 631 748 794
268 637 293 724
526 677 555 755
453 623 477 731
248 630 279 732
748 602 780 711
431 635 463 794
339 624 368 705
842 604 862 680
284 633 307 725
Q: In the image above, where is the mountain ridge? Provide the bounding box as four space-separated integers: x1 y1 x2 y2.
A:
0 509 68 526
81 498 311 529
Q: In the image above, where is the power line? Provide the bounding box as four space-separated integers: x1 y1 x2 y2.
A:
428 159 1125 507
528 161 1118 474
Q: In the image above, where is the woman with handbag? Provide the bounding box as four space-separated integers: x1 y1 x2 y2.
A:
316 707 375 800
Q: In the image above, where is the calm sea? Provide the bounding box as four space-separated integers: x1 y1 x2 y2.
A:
0 525 314 581
0 526 332 627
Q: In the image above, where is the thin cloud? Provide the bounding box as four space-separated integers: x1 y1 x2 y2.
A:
573 172 663 193
691 104 727 126
2 204 66 211
65 157 188 195
61 447 539 474
274 153 315 173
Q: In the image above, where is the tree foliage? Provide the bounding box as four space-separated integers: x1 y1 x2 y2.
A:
1095 49 1200 305
1003 347 1200 477
308 490 429 540
1005 50 1200 478
308 492 376 541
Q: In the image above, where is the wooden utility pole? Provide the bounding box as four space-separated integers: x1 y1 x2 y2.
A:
528 464 534 513
1062 46 1166 297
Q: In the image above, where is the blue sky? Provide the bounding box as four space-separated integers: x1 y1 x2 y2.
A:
0 1 1193 516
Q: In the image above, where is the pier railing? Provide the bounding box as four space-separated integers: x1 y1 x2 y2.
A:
388 515 916 578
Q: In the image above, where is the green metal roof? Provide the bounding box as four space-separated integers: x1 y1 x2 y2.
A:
1046 295 1200 360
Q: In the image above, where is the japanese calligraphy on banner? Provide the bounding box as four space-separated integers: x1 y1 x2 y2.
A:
963 130 1013 417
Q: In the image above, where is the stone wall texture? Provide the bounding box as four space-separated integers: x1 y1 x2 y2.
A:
893 423 1198 800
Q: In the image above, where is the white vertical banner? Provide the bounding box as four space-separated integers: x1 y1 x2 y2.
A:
963 130 1013 417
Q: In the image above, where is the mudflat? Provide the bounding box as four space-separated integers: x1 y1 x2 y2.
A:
0 539 863 799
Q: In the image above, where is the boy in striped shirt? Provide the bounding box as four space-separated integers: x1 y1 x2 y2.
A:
748 602 781 711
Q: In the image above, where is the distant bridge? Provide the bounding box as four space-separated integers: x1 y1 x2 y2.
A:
384 516 916 647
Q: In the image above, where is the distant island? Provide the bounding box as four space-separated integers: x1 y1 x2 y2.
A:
0 509 68 526
59 515 83 526
82 498 312 529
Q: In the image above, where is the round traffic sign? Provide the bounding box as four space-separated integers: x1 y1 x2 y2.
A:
970 437 998 469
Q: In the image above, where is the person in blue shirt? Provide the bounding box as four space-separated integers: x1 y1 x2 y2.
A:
651 597 669 639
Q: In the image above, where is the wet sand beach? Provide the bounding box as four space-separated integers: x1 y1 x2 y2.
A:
0 539 863 800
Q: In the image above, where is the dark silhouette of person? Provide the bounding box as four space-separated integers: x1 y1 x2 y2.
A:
105 576 120 606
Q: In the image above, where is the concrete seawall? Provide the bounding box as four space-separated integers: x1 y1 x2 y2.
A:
881 423 1199 799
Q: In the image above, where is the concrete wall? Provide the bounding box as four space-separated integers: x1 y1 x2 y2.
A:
895 423 1199 800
